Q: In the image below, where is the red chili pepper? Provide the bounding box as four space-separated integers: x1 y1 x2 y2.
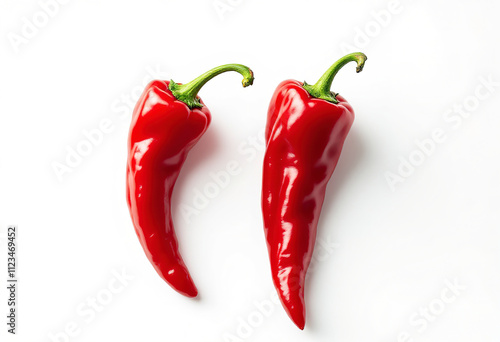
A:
127 64 254 297
261 52 367 328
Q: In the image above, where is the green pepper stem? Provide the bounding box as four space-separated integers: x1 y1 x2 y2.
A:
303 52 367 104
169 64 254 109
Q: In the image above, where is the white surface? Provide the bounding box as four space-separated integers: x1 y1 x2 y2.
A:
1 0 499 341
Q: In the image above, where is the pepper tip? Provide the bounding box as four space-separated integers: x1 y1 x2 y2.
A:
291 313 306 330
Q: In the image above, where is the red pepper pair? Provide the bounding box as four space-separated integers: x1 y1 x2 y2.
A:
126 53 367 329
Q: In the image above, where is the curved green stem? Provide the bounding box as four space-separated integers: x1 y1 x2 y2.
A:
303 52 367 104
169 64 254 109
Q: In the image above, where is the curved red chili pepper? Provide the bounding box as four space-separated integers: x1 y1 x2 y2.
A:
127 64 254 297
262 53 367 328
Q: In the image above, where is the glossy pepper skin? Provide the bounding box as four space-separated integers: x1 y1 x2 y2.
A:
127 64 254 297
262 53 367 329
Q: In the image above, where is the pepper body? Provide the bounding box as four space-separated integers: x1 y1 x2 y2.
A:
127 80 209 297
126 64 254 298
261 53 366 329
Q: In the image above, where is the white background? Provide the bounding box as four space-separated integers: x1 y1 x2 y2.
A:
1 0 500 341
